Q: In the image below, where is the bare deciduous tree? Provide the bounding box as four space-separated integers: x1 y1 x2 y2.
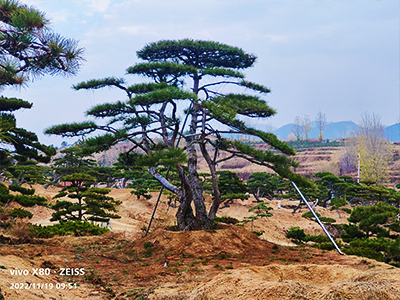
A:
291 116 302 141
302 115 311 140
316 110 327 141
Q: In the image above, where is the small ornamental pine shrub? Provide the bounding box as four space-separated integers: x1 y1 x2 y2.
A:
251 231 263 236
8 184 35 195
131 188 152 200
13 194 47 207
315 242 336 251
286 227 306 243
240 202 274 232
341 224 365 242
341 202 400 266
0 182 47 207
218 171 250 207
342 238 388 262
302 211 318 219
301 211 336 224
305 234 329 243
286 226 337 248
51 173 121 223
0 183 12 204
9 208 33 219
247 173 287 201
319 217 336 224
248 202 273 218
30 221 109 238
342 208 352 214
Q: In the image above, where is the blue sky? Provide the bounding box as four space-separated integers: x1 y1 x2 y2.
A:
3 0 399 146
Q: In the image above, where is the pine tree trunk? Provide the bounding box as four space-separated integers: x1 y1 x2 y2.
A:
183 102 208 229
174 165 197 230
172 75 210 231
176 200 196 230
199 141 220 229
187 143 208 224
78 197 82 221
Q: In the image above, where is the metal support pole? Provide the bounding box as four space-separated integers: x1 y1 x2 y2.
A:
145 184 166 236
291 182 344 255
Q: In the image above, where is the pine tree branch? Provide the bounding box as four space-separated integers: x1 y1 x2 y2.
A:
148 167 183 198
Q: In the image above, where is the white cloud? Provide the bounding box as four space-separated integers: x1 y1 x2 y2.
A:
85 0 111 13
117 25 155 36
262 35 288 43
46 8 71 24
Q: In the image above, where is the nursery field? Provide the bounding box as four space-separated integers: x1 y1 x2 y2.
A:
97 142 400 185
1 185 400 300
200 143 400 184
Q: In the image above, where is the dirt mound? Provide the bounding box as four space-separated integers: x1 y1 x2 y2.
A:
130 226 400 300
154 265 400 300
142 225 271 259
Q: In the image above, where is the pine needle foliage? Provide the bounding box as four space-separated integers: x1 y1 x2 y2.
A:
217 170 249 207
44 121 98 137
341 202 400 266
0 182 47 207
0 0 84 87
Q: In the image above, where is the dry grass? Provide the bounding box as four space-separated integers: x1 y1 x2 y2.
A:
8 221 33 240
319 281 400 300
175 265 400 300
0 210 9 222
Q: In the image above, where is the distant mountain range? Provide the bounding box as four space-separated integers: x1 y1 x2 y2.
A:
255 121 399 142
385 123 400 142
